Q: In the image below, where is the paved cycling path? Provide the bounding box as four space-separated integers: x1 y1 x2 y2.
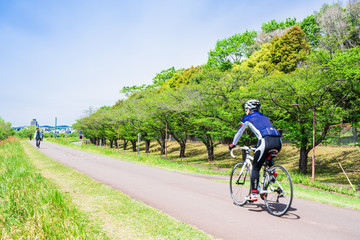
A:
30 141 359 240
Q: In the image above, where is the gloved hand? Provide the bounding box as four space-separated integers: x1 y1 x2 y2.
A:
228 144 235 151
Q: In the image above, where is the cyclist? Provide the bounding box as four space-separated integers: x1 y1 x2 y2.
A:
229 100 282 202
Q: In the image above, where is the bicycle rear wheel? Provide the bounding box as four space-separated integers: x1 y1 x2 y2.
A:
230 161 251 206
263 165 293 216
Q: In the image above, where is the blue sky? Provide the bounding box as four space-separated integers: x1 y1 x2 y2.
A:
0 0 334 127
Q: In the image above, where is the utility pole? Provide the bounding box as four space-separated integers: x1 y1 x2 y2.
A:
312 103 316 182
137 133 141 156
165 122 168 159
118 127 120 152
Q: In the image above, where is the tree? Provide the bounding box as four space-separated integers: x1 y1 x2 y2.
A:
0 118 14 141
241 26 311 75
15 125 36 139
120 84 147 97
73 107 112 146
299 15 321 47
182 67 253 161
152 67 181 87
325 46 360 128
119 90 160 153
261 18 297 33
252 28 288 52
316 3 355 53
346 0 360 47
253 51 355 174
160 66 201 89
141 89 192 158
270 25 311 73
206 30 257 67
241 43 277 75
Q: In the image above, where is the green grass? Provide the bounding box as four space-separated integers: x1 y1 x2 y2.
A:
0 137 108 239
292 184 360 210
22 140 215 239
289 171 359 197
48 138 360 210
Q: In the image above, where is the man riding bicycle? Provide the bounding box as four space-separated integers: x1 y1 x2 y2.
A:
229 100 282 202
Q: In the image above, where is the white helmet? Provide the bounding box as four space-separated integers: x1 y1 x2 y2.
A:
245 99 261 112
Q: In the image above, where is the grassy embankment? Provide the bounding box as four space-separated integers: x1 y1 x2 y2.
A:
0 137 215 239
48 137 360 210
0 137 107 239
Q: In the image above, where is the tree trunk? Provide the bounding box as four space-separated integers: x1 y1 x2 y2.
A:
131 140 137 152
298 146 309 174
200 134 214 161
171 133 187 158
156 135 166 155
298 123 308 174
123 139 128 150
109 139 113 148
206 143 214 161
145 139 151 153
179 142 186 158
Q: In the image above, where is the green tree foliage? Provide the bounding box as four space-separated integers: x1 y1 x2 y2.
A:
323 46 360 124
0 118 14 141
120 67 182 97
242 26 310 74
176 67 257 161
299 15 321 47
241 43 277 75
261 18 297 33
206 30 257 67
270 25 311 73
161 66 201 89
73 107 112 146
181 69 237 161
120 84 148 97
15 126 36 139
152 67 180 87
252 48 358 173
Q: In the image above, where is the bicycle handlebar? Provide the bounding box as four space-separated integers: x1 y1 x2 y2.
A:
229 146 257 159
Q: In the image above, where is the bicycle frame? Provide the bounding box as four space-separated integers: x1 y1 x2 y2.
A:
231 147 281 195
230 146 293 216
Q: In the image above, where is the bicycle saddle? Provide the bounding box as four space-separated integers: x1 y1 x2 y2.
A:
268 149 278 158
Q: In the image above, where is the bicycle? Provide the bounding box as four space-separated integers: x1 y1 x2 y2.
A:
229 146 293 216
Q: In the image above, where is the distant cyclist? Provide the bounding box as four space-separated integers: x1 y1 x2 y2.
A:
229 100 282 202
35 128 41 148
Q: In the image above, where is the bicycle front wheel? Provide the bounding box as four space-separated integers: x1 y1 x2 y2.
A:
230 161 251 206
263 165 293 216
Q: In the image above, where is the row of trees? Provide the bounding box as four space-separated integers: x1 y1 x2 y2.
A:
74 1 360 174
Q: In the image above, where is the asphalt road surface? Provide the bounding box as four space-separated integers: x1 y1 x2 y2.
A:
30 141 360 240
